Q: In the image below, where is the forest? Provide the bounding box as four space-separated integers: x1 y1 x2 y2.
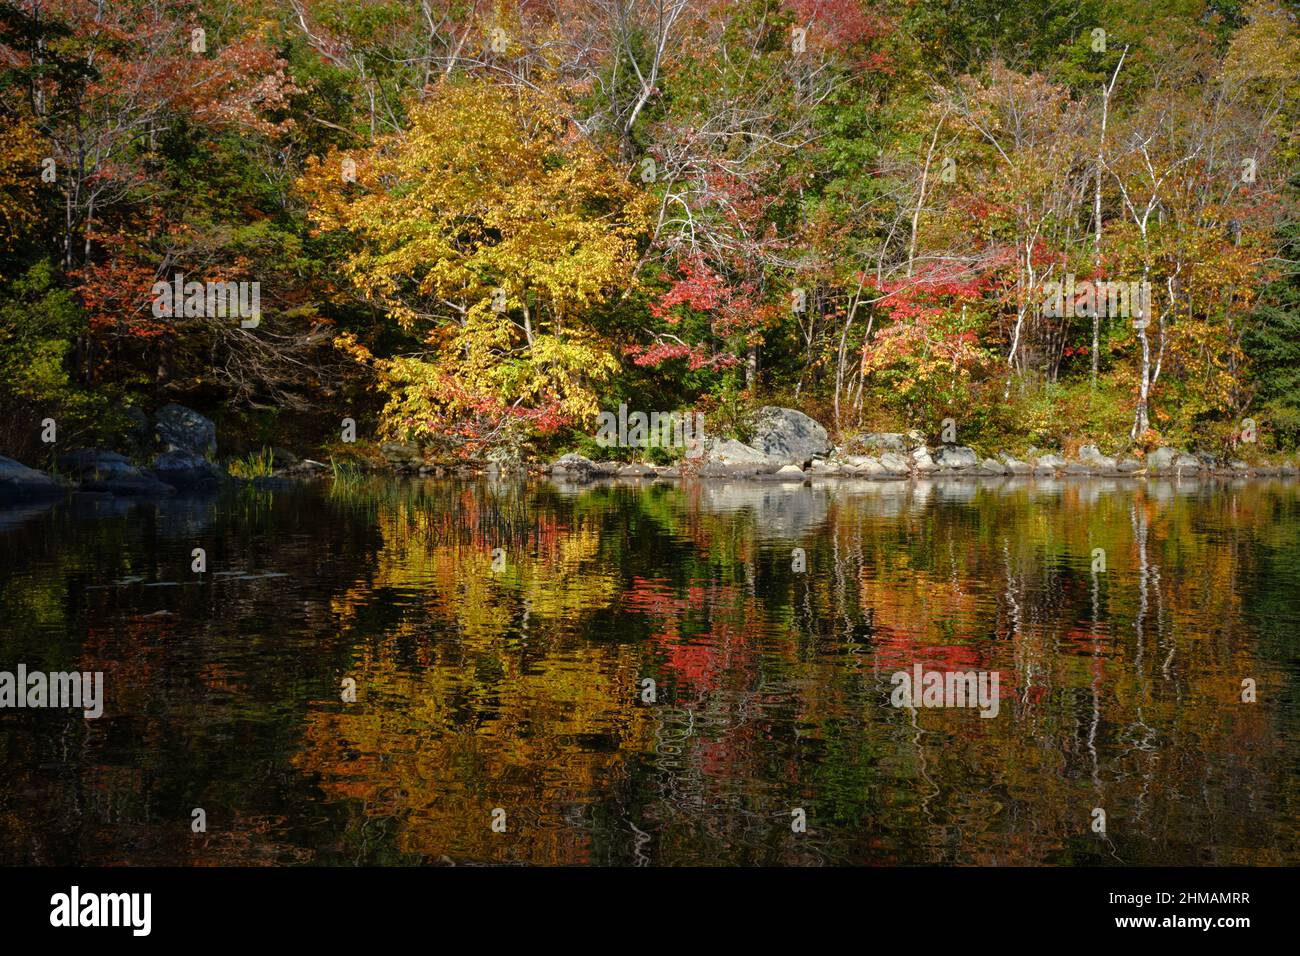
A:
2 0 1298 468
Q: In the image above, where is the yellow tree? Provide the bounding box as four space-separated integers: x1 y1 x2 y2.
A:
301 78 651 453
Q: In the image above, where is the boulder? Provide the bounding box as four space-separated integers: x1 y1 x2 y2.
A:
855 432 908 453
380 441 422 469
810 459 842 476
270 447 300 470
1116 458 1143 473
911 447 939 474
998 453 1033 475
150 450 227 489
1146 447 1178 473
703 438 781 472
1077 444 1119 472
774 464 806 478
551 453 600 482
57 449 175 496
934 445 979 469
981 458 1010 475
154 403 217 457
878 451 911 475
1036 453 1067 470
0 456 67 501
840 456 884 477
617 463 656 478
749 406 832 465
1172 453 1202 473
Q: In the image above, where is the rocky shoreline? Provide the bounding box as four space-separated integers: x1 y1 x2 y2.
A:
3 403 1297 503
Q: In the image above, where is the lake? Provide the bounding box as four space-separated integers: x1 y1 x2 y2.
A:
1 476 1297 865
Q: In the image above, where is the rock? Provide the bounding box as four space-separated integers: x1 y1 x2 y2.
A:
658 466 682 478
551 453 599 481
154 404 217 457
911 447 938 474
840 456 884 477
1116 458 1143 473
0 456 67 501
855 432 908 453
1077 445 1118 472
1229 459 1251 471
1172 453 1202 473
981 458 1010 475
934 445 978 469
749 406 831 465
1032 464 1056 477
998 453 1032 474
810 459 842 476
703 437 781 472
775 464 806 477
57 449 175 496
1036 453 1067 470
270 447 300 470
380 441 422 468
1146 447 1177 473
617 463 656 478
878 451 911 475
150 450 227 489
1281 462 1298 476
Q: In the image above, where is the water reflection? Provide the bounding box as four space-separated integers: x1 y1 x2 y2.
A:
1 478 1297 865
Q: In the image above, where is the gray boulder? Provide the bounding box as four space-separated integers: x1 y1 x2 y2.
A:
380 441 423 469
154 404 217 457
911 447 939 473
617 463 656 478
1146 447 1178 473
934 445 979 469
878 452 911 475
552 453 600 481
699 438 781 476
1078 444 1119 472
1036 453 1067 470
855 432 908 453
57 449 174 496
750 406 831 465
998 453 1033 475
1116 458 1143 473
0 456 67 501
150 450 228 489
981 458 1010 475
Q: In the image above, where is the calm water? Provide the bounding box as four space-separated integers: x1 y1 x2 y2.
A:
1 476 1297 866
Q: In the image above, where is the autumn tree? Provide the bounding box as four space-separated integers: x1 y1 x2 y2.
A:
301 78 652 454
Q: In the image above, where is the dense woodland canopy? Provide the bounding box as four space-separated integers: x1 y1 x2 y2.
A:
2 0 1299 465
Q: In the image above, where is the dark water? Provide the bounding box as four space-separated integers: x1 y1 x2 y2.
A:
1 476 1297 866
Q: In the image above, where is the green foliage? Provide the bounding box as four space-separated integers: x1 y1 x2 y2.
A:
0 259 119 461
